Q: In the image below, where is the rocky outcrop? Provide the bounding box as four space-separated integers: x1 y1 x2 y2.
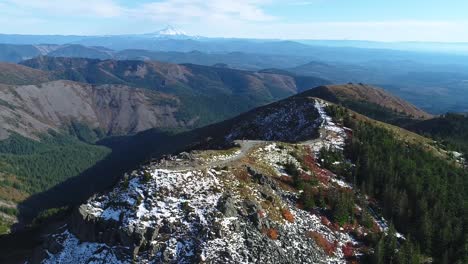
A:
34 97 380 264
38 145 355 263
225 99 321 142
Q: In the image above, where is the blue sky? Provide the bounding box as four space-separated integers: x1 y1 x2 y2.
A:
1 0 467 41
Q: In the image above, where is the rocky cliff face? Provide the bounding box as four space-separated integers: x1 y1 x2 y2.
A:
32 98 396 263
0 80 189 140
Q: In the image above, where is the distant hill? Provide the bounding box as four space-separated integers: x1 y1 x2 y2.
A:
47 44 114 60
0 44 112 63
115 50 313 70
0 43 313 69
0 44 53 63
302 83 433 123
0 80 188 140
20 56 330 127
0 63 51 85
405 113 468 157
289 60 468 114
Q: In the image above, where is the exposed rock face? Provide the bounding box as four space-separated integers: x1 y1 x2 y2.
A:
225 99 321 142
0 80 188 140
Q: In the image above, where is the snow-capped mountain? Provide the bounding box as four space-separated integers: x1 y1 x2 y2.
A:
142 26 196 39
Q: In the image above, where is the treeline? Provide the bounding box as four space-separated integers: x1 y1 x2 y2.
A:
326 105 467 264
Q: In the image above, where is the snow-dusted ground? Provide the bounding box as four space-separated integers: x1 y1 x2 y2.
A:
254 143 301 175
307 100 347 154
44 230 122 264
450 151 466 166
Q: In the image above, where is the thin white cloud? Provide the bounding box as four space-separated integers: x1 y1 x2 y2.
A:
132 0 275 23
4 0 124 18
2 0 275 22
215 20 468 42
287 1 323 6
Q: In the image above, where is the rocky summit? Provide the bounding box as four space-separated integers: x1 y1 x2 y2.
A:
32 99 397 263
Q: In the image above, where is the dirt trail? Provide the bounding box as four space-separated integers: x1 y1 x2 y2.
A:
162 140 266 171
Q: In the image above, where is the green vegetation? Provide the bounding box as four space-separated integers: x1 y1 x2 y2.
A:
318 147 353 180
0 207 18 216
0 220 11 234
67 121 105 143
372 225 422 264
142 171 152 183
31 206 70 226
341 100 415 125
329 189 354 226
284 162 301 188
0 132 111 195
407 113 468 157
336 111 468 264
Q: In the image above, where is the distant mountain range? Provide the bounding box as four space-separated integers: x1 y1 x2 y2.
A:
0 56 332 139
2 28 468 64
2 41 468 114
298 39 468 55
2 42 468 116
3 26 468 54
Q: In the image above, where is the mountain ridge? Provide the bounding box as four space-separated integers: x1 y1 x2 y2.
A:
302 83 433 122
18 56 330 127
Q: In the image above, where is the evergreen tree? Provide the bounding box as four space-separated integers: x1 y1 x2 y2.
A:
373 236 385 264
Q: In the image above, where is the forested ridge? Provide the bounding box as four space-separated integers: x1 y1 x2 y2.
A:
327 105 467 264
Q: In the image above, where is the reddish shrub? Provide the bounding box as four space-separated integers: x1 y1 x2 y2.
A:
321 215 331 226
281 209 295 223
315 169 331 184
263 228 279 240
342 243 354 258
300 172 313 182
307 231 337 256
332 223 341 231
279 175 293 184
302 147 317 170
